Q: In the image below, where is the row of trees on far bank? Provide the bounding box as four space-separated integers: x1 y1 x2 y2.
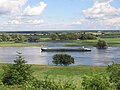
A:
0 33 107 43
0 34 27 43
0 34 40 43
50 33 97 40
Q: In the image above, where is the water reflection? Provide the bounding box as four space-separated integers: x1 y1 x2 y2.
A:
0 45 120 66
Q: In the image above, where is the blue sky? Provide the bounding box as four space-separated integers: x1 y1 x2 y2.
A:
0 0 120 31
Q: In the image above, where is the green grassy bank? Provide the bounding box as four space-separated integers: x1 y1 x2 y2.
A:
0 64 107 79
64 38 120 47
0 42 46 47
0 64 107 90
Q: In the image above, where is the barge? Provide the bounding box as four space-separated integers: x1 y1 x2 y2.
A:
41 47 91 52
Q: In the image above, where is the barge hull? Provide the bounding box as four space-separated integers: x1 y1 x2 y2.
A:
41 48 91 52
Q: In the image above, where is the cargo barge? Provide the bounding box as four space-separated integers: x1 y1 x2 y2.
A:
41 47 91 52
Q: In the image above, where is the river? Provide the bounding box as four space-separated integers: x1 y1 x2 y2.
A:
0 42 120 66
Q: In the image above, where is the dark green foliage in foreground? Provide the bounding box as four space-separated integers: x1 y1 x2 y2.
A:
97 40 108 49
107 63 120 89
0 53 77 89
53 54 74 66
2 52 33 85
82 74 115 90
25 76 77 90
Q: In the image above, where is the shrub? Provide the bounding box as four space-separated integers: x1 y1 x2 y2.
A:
2 52 33 85
82 74 114 90
52 54 74 66
24 76 77 90
97 40 108 49
107 63 120 89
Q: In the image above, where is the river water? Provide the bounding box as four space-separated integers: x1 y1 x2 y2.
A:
0 42 120 66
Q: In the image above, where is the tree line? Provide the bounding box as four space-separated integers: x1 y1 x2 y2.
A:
50 33 97 40
0 34 40 43
0 33 98 43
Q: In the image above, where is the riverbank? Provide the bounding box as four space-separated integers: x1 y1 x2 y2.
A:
0 38 120 47
0 64 107 78
0 64 107 77
0 42 46 47
63 38 120 47
40 37 120 46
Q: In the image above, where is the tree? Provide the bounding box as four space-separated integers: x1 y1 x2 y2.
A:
52 54 74 66
15 34 27 43
1 34 11 41
97 40 108 49
59 34 67 40
50 33 58 40
11 34 27 43
2 52 33 85
0 36 3 42
28 35 40 42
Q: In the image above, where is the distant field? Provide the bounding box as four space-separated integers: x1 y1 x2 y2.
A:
0 42 46 47
64 38 120 46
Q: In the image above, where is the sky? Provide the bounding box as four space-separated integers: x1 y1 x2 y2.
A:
0 0 120 31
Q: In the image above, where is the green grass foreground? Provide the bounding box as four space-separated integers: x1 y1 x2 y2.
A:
0 42 46 47
0 64 107 90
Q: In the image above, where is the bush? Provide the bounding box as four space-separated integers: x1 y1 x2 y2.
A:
24 76 77 90
97 40 108 49
52 54 74 66
2 52 33 85
107 63 120 89
82 74 114 90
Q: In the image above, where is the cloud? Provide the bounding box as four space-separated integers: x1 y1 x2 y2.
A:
0 0 47 30
23 2 47 16
27 19 44 24
6 19 45 25
7 20 21 24
83 0 120 20
73 19 88 25
0 0 47 16
76 0 120 29
0 0 27 16
93 0 112 3
104 17 120 26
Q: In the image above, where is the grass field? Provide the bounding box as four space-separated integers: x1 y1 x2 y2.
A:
0 64 107 90
31 65 107 78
